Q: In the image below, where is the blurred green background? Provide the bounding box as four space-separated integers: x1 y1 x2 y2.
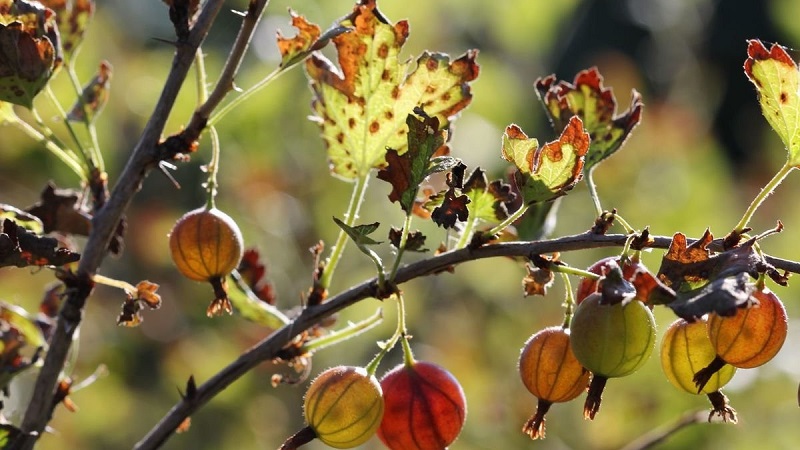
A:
2 0 800 449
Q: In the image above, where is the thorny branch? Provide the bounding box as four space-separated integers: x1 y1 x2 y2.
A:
11 1 272 448
134 231 800 449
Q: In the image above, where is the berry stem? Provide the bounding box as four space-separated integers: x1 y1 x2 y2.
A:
388 213 414 282
207 66 282 127
586 168 604 218
706 390 737 423
193 49 222 209
301 308 383 353
483 203 530 240
560 272 575 329
733 162 795 234
584 375 608 420
278 426 317 450
522 398 552 440
693 355 726 393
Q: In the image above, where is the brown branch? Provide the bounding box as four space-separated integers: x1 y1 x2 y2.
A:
620 409 707 450
133 231 800 449
10 2 232 449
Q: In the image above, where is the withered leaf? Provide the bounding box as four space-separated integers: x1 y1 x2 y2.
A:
37 0 95 56
668 273 755 321
25 182 91 236
430 188 469 229
388 227 427 252
377 111 449 213
0 203 42 233
535 67 643 171
67 60 111 123
522 262 554 297
276 10 349 69
598 263 636 306
237 248 276 305
0 218 80 268
0 0 61 108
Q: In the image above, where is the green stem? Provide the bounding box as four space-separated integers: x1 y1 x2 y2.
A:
364 294 408 376
455 211 479 250
193 49 221 209
320 175 370 290
388 213 413 282
733 162 795 233
586 168 603 217
300 308 383 354
560 272 575 329
485 203 530 238
550 264 601 280
207 66 282 127
12 119 86 179
614 214 635 234
66 63 104 172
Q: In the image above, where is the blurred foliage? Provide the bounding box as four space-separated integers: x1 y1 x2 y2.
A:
1 0 800 449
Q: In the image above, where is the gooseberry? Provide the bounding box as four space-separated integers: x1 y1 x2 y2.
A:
518 326 590 439
569 292 656 419
169 207 244 316
694 288 787 391
661 318 736 395
303 366 384 449
377 361 466 450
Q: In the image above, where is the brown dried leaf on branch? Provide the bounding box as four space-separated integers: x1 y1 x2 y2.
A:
0 219 80 268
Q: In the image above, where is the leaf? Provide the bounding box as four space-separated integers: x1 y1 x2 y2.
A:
117 281 161 327
37 0 94 57
306 0 479 180
743 40 800 165
522 262 554 297
0 100 15 123
0 0 61 108
0 424 22 447
236 248 276 305
25 182 91 236
276 10 349 69
332 217 384 265
227 280 290 330
388 227 427 252
462 167 515 223
430 188 470 229
502 116 589 204
598 263 637 306
67 60 111 123
377 111 448 213
0 203 42 233
668 273 755 321
0 302 45 390
0 218 80 268
535 67 643 171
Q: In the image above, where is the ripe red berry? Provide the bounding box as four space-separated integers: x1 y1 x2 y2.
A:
378 361 466 450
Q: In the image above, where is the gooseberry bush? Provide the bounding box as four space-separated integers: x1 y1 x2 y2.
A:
1 0 800 449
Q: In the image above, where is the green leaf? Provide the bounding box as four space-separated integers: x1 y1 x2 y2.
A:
502 116 590 204
535 68 642 171
744 40 800 165
0 203 42 233
462 167 515 223
306 0 479 180
227 282 290 330
377 111 448 213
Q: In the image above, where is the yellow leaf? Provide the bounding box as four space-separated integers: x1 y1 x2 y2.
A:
744 40 800 165
306 0 478 180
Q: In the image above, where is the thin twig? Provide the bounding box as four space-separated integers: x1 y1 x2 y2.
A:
10 2 229 449
133 231 800 449
620 409 707 450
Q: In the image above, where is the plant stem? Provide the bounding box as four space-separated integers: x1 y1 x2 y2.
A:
388 213 413 281
320 175 370 289
12 119 86 180
733 162 795 233
484 203 530 238
560 272 575 329
586 168 603 217
301 308 383 353
364 294 407 376
550 264 601 280
193 48 222 209
455 211 479 249
66 62 104 172
208 67 282 127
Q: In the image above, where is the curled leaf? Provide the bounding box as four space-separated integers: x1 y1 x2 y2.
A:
536 67 642 171
67 59 111 122
0 218 80 268
37 0 95 56
502 116 589 204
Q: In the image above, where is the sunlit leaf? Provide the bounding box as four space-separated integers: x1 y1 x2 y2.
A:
276 10 349 69
502 116 589 204
536 67 642 171
0 100 15 123
377 111 448 213
0 0 61 108
0 203 42 233
462 167 515 223
744 39 800 165
306 0 479 180
67 60 111 123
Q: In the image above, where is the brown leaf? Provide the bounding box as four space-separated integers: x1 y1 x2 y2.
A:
388 227 427 252
237 248 276 305
26 182 91 236
67 60 111 122
0 219 80 268
522 263 553 297
431 188 469 229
